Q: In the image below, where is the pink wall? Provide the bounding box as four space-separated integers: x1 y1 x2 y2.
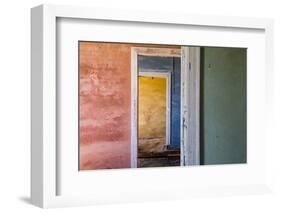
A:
79 42 131 170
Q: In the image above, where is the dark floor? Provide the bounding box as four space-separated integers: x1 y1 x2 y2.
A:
137 150 180 168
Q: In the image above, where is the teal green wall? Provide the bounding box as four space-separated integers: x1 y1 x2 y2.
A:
200 47 247 165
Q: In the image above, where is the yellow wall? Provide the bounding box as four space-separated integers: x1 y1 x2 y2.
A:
138 76 166 141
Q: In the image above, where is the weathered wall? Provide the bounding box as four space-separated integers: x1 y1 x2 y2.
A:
138 76 166 152
79 42 131 170
200 47 247 165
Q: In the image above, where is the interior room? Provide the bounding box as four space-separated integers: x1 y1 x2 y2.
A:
79 41 246 170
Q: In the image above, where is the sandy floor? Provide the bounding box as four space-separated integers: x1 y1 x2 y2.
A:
138 137 166 153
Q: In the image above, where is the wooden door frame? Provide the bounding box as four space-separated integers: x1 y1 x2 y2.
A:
181 47 201 166
138 71 171 146
131 47 199 168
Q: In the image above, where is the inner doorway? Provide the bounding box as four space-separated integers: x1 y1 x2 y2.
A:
137 54 181 168
131 46 200 168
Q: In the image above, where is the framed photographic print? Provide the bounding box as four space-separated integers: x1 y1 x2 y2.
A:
31 4 274 208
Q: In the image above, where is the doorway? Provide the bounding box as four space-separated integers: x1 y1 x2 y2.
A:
138 72 174 167
131 47 200 168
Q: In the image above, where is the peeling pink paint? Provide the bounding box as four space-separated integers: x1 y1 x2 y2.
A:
79 42 131 170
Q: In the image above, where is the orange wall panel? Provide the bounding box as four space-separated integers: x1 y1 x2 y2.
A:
79 42 131 170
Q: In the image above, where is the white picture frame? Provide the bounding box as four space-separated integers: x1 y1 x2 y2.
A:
31 4 274 208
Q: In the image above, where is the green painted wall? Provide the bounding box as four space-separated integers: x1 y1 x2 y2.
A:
200 47 247 165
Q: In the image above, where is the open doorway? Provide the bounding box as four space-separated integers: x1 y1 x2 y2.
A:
138 72 175 167
131 47 200 168
132 48 182 168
